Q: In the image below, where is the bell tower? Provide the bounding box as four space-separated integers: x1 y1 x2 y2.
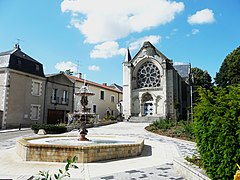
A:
122 48 132 120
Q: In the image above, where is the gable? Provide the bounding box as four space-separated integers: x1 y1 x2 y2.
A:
47 73 74 86
130 41 168 67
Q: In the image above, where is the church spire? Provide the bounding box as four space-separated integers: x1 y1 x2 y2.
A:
124 48 132 62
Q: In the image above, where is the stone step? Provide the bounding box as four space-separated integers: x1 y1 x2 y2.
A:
127 116 160 123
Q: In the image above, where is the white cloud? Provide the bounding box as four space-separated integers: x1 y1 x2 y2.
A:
188 9 215 25
55 61 78 72
88 65 100 71
90 35 160 59
129 35 161 51
192 29 199 35
186 28 200 37
61 0 184 44
165 36 170 39
90 41 126 59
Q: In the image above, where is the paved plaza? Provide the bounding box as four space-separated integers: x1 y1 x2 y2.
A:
0 122 197 179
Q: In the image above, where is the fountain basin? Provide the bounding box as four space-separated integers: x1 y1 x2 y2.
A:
16 135 144 163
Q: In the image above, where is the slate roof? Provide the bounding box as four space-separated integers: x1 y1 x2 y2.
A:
66 75 122 94
109 83 123 91
0 45 45 77
173 64 191 78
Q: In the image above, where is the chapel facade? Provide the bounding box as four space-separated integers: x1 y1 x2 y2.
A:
122 41 191 122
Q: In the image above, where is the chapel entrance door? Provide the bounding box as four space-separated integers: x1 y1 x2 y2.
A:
144 102 153 116
142 92 154 116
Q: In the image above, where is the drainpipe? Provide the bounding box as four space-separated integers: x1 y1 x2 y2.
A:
72 82 75 113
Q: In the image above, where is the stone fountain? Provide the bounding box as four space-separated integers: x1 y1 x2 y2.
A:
16 83 144 163
74 85 95 141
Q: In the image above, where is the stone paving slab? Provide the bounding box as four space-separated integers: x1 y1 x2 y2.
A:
0 122 198 179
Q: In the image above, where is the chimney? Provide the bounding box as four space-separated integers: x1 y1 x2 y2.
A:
77 73 82 79
14 43 20 50
102 83 107 86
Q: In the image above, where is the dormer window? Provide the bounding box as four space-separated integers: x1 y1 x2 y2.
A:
36 64 40 71
17 59 22 66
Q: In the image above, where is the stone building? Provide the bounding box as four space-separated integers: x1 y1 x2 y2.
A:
0 45 45 129
67 74 123 120
123 41 191 122
44 73 74 124
0 45 122 129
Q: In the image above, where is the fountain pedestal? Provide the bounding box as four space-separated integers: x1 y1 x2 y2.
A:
74 85 95 141
79 128 89 141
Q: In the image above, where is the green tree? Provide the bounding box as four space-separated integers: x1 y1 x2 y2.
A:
215 46 240 87
191 67 212 88
59 69 74 75
191 67 212 104
194 85 240 179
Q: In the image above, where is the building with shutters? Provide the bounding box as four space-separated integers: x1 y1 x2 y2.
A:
0 44 45 129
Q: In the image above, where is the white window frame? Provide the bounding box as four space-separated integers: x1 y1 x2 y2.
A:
110 95 115 103
52 88 58 103
100 90 105 100
31 80 42 96
30 104 41 120
62 90 69 104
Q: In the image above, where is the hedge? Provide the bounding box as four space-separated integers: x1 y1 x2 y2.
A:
194 85 240 179
31 124 67 134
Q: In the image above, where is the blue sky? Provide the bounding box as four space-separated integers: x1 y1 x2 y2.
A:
0 0 239 85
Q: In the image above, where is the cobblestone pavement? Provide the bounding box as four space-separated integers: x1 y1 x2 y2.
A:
0 122 197 179
91 163 184 180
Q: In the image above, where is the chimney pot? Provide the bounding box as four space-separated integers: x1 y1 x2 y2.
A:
77 73 82 79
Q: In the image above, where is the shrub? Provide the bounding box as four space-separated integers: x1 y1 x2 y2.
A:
103 115 116 121
194 85 240 179
152 119 174 130
185 155 203 168
31 124 67 134
178 121 194 138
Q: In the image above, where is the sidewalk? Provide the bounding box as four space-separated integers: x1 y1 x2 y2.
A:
0 128 31 133
0 122 197 179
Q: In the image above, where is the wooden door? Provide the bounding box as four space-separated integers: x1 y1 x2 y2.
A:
47 109 64 124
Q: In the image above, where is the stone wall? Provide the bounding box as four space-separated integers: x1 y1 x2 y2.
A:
16 136 144 163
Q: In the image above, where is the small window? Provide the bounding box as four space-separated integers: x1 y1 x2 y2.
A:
111 95 115 102
31 105 40 120
32 80 42 96
100 90 104 100
93 105 96 113
52 89 58 103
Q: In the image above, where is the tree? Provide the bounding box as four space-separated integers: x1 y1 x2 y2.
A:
191 67 212 104
191 67 212 88
59 69 74 75
215 46 240 87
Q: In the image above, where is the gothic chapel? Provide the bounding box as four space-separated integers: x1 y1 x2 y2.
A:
122 41 191 122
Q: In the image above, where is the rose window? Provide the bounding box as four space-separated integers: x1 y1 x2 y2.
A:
137 62 161 88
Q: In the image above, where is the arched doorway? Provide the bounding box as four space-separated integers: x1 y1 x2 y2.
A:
142 93 153 116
